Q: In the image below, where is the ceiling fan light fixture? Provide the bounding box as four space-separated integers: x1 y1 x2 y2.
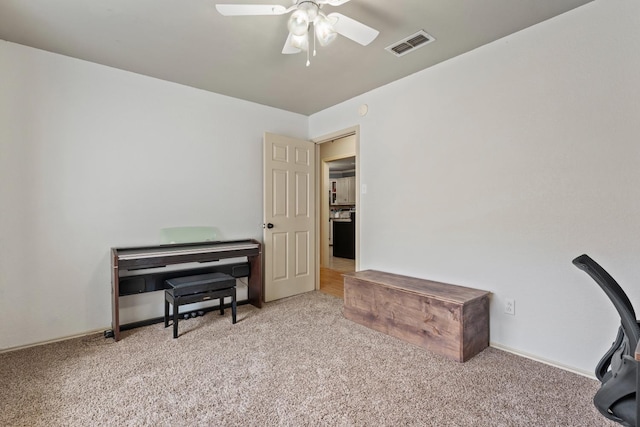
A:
216 0 380 67
314 15 337 47
288 9 309 36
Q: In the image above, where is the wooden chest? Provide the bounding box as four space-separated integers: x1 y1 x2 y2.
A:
343 270 490 362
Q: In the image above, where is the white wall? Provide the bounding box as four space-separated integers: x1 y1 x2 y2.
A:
310 0 640 374
0 42 308 349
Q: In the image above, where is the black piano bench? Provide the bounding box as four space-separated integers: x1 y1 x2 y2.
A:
164 272 237 339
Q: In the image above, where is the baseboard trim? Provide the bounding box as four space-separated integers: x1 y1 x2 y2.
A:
490 342 595 379
0 328 107 354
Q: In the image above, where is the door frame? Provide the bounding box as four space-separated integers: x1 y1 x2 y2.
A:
312 125 360 290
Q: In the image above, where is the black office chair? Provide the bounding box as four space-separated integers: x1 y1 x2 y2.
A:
573 254 640 427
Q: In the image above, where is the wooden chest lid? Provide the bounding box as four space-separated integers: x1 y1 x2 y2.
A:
343 270 490 304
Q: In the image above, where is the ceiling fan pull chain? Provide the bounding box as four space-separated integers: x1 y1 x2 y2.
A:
313 25 317 57
306 35 311 67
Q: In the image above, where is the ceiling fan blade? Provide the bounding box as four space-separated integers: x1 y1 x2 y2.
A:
327 12 379 46
319 0 351 5
215 4 289 16
282 33 301 54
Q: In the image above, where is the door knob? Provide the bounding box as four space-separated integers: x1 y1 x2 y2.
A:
266 223 274 229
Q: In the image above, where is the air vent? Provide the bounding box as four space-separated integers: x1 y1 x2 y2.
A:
385 30 435 57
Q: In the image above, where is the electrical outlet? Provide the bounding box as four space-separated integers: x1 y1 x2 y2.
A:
504 298 515 315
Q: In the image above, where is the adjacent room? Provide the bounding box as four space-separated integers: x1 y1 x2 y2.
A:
1 0 639 425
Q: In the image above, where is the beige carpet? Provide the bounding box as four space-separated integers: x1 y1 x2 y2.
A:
0 291 614 426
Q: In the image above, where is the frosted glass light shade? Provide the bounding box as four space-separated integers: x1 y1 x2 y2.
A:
288 10 309 36
290 32 309 51
315 15 337 46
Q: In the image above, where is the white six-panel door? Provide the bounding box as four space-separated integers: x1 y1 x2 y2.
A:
263 132 316 301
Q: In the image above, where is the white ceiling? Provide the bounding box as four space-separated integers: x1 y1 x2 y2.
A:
0 0 594 115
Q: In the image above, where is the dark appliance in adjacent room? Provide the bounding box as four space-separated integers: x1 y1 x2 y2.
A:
332 212 355 259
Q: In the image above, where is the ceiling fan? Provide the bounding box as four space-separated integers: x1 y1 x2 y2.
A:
215 0 379 66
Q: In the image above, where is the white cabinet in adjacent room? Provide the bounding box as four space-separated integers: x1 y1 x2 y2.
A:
346 176 356 204
331 177 356 205
336 178 348 204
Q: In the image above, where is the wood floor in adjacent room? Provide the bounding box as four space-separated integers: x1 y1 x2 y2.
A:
319 253 355 299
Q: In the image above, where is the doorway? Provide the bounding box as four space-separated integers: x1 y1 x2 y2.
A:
316 132 358 298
